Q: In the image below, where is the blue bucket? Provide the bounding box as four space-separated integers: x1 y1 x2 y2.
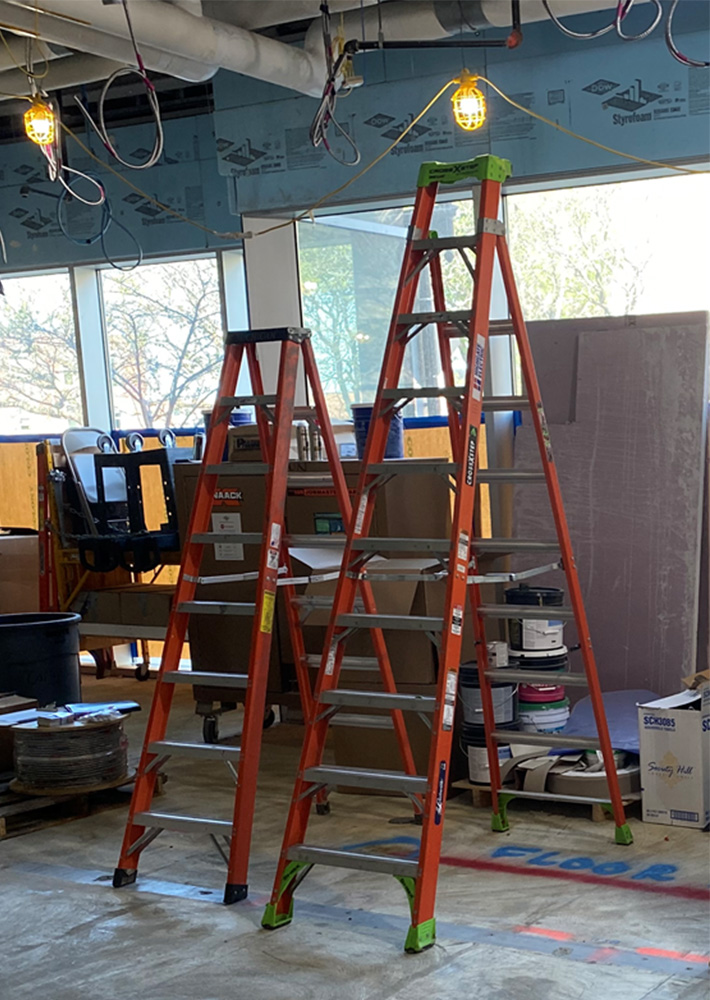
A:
352 405 404 459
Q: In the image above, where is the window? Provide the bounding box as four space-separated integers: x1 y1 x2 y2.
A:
506 173 710 321
101 256 224 430
298 197 483 420
0 272 82 434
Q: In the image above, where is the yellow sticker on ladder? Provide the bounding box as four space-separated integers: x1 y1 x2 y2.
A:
260 591 276 634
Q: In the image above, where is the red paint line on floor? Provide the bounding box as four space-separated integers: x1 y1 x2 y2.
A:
584 947 621 963
439 855 710 901
513 925 575 941
636 947 709 964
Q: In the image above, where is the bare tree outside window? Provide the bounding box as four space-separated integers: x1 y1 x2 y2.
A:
0 273 82 434
102 257 223 429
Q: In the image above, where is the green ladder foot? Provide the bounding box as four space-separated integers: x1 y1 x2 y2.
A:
404 918 436 953
491 812 509 832
615 823 634 846
261 901 293 930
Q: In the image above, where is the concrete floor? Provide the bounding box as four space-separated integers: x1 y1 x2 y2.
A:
1 674 708 1000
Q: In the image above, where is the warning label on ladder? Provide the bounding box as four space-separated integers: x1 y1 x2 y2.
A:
260 591 276 633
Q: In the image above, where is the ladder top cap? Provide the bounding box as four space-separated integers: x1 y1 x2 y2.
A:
417 155 513 188
226 327 311 345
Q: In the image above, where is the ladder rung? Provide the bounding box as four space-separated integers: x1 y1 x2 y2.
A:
162 670 248 688
303 765 428 794
397 309 472 327
178 601 256 616
320 689 436 713
206 462 271 476
352 537 449 553
133 811 233 835
381 387 464 401
304 655 379 671
473 538 559 554
192 532 264 545
479 604 575 620
289 844 419 878
329 713 395 729
411 235 479 251
148 740 242 761
366 462 545 484
481 470 545 483
219 394 277 407
494 789 642 805
287 534 344 547
337 613 443 632
485 669 588 687
493 730 600 750
482 396 531 412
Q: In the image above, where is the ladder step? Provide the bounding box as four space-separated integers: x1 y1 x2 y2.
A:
492 729 600 750
479 604 575 620
352 537 449 553
289 844 419 878
397 309 472 326
206 462 271 476
304 655 379 672
411 235 479 251
303 765 428 794
494 789 641 806
337 613 443 632
367 462 545 483
473 538 559 554
162 670 249 688
219 394 277 407
380 389 529 411
148 740 242 761
320 689 436 713
192 532 264 545
133 811 233 835
178 601 256 617
329 713 395 729
485 669 588 687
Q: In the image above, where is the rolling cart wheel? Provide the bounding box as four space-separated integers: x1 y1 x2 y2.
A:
263 707 276 730
134 662 150 682
203 715 219 744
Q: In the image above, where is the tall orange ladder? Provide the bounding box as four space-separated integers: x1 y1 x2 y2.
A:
113 326 418 903
262 156 633 952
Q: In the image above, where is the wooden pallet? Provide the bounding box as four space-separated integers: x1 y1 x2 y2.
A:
0 772 139 839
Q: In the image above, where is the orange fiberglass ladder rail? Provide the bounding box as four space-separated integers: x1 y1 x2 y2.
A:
112 326 420 903
261 154 633 953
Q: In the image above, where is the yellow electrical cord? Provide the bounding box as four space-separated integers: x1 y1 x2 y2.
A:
30 72 710 246
476 74 707 177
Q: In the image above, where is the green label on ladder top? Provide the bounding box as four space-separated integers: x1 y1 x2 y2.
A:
263 167 632 954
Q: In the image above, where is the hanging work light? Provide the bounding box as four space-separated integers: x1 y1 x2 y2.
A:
24 97 56 146
451 73 487 132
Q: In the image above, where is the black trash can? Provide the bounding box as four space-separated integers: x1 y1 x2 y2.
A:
0 612 81 706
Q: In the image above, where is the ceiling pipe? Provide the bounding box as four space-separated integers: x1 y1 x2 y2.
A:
0 35 62 73
304 0 623 53
0 2 219 82
0 54 123 100
0 0 327 96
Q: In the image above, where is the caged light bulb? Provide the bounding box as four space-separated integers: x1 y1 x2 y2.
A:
452 74 486 132
24 98 56 146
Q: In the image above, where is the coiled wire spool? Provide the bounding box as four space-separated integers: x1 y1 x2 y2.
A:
12 717 128 794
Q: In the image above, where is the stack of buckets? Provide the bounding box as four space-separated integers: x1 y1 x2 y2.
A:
506 584 571 736
459 585 571 785
459 644 518 785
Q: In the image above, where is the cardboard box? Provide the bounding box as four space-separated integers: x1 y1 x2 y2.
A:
0 532 39 613
638 686 710 829
173 464 285 701
120 584 175 627
73 588 125 626
0 695 38 772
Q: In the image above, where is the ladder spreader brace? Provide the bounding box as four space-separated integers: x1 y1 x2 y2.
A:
262 154 633 953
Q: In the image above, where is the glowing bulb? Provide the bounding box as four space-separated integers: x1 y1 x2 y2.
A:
24 98 56 146
452 75 486 132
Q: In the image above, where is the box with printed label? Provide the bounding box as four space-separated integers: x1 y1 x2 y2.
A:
637 686 710 829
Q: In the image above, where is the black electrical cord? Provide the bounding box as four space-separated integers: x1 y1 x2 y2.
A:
57 173 143 270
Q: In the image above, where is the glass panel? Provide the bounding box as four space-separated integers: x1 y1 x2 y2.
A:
0 272 81 434
297 193 491 421
101 257 224 430
506 174 710 321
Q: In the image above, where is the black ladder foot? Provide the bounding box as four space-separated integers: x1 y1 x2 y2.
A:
224 882 248 904
113 868 137 888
